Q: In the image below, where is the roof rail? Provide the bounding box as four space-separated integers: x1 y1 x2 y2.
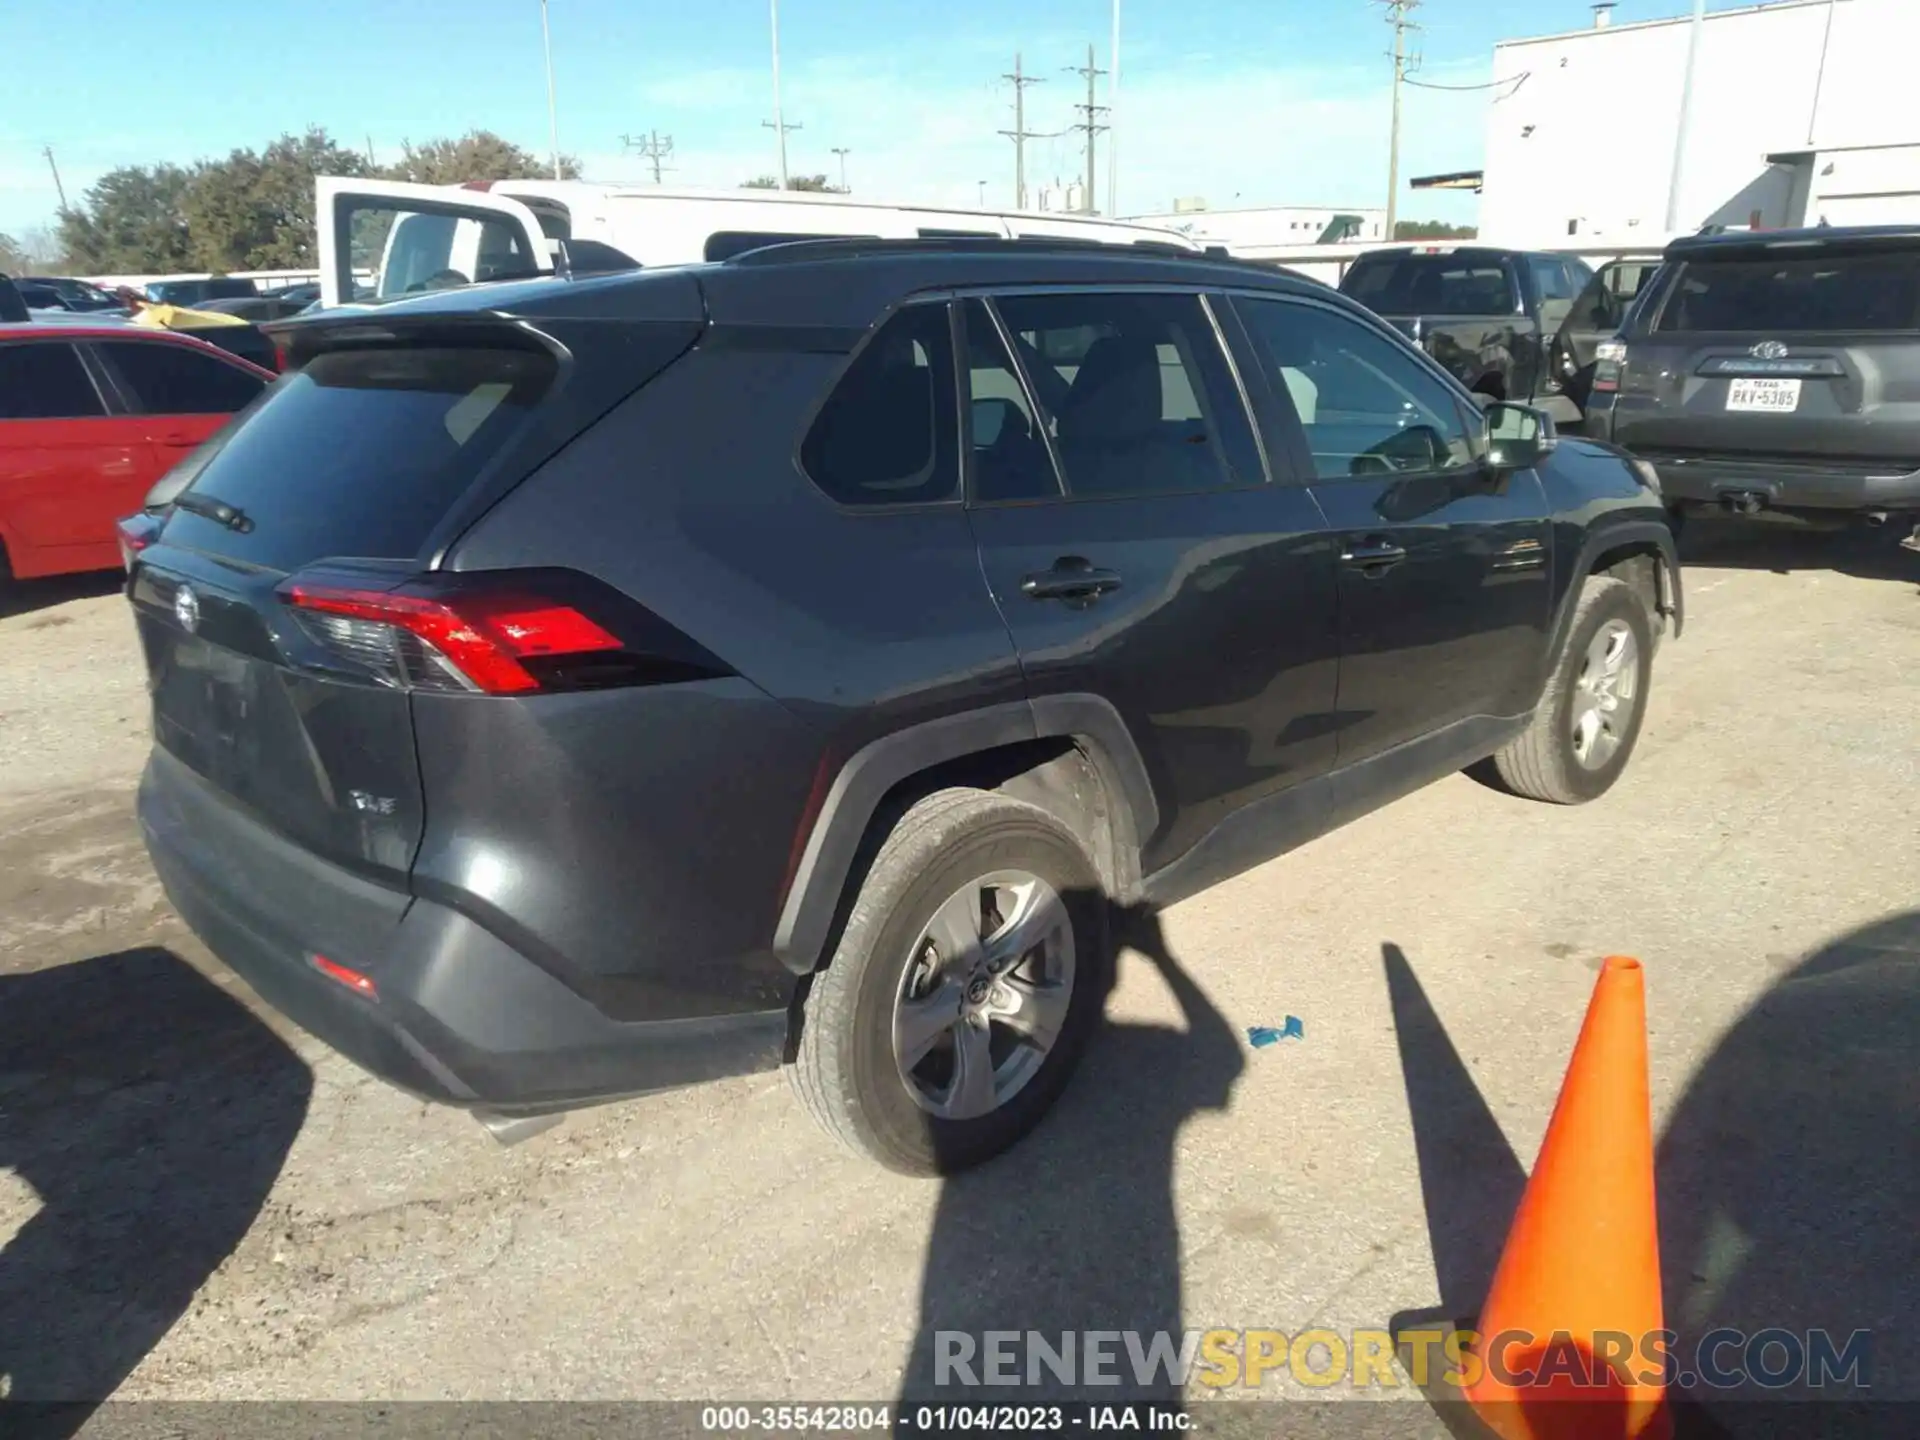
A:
722 234 1233 267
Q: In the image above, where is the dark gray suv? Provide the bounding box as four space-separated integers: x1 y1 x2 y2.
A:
1586 225 1920 529
130 239 1682 1174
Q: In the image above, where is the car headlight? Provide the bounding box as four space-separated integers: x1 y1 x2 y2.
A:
1628 457 1661 493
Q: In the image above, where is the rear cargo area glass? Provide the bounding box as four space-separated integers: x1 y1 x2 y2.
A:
159 345 555 570
1657 252 1920 333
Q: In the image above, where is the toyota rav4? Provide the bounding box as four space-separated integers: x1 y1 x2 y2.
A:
131 238 1682 1175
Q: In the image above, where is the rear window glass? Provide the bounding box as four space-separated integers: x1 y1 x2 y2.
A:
162 346 554 570
1657 251 1920 332
1340 256 1518 316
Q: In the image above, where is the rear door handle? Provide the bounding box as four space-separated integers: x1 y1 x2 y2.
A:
1021 558 1123 602
1340 538 1408 572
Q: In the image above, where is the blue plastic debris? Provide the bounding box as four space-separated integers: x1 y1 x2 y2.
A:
1247 1017 1304 1048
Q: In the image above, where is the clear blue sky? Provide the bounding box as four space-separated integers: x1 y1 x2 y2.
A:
1 0 1759 240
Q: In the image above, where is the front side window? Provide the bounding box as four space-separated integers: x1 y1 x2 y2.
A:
988 290 1261 499
800 303 959 507
97 341 267 415
1237 297 1475 480
0 343 106 419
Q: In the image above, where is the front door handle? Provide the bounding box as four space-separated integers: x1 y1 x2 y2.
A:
1340 538 1408 573
1021 557 1123 602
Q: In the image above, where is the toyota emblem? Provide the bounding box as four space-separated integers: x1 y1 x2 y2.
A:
173 583 201 634
1749 339 1789 360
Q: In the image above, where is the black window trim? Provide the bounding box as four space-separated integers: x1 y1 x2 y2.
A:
82 333 269 418
1225 289 1489 491
0 336 117 420
790 294 968 516
956 282 1276 511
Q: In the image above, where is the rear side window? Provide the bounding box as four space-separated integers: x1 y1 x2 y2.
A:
991 290 1262 498
0 343 105 419
1657 251 1920 332
162 345 555 570
97 341 266 415
1342 256 1518 316
800 303 959 507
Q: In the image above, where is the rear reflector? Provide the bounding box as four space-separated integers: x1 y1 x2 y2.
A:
283 583 621 695
311 953 378 998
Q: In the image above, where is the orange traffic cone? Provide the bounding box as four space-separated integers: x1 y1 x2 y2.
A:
1462 956 1671 1440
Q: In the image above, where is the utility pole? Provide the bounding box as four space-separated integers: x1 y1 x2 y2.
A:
1378 0 1420 241
1067 44 1109 216
539 0 562 179
831 146 851 193
365 135 377 167
1666 0 1707 231
999 53 1046 211
1107 0 1122 217
766 0 794 189
622 130 676 183
42 145 69 213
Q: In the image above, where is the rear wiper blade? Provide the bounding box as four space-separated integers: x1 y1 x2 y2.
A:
173 491 254 533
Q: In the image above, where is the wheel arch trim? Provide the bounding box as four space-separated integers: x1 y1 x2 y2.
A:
772 695 1157 975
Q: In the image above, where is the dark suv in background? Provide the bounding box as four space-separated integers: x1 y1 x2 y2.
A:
130 238 1681 1175
1586 225 1920 531
1337 244 1597 426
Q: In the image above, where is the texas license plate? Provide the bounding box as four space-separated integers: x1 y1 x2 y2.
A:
1726 378 1802 412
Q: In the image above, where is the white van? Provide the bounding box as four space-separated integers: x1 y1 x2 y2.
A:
314 178 1201 309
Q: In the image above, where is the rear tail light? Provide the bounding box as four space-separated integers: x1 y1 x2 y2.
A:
116 513 160 571
277 567 730 696
1593 338 1629 395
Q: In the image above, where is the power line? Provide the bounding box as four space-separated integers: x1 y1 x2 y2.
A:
1404 72 1527 92
998 52 1048 210
1376 0 1422 240
1067 44 1110 216
621 130 676 183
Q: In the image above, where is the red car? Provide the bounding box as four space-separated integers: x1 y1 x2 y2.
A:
0 323 274 583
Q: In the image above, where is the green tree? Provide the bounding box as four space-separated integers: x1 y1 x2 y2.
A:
1393 220 1478 241
741 174 834 192
58 164 195 272
183 128 372 271
381 131 579 185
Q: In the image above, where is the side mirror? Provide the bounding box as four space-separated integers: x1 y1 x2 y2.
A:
1484 402 1557 472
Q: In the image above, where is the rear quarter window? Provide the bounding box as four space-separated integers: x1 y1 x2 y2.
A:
161 345 556 571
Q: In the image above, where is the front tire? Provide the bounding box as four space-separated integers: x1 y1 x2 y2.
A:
1489 575 1654 805
789 788 1109 1175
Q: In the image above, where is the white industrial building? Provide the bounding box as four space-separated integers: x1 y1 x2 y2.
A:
1475 0 1920 248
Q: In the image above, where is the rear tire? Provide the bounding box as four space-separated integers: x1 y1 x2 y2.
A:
790 788 1109 1176
1489 575 1654 805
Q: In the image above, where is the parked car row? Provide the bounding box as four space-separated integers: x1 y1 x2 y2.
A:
1332 226 1920 535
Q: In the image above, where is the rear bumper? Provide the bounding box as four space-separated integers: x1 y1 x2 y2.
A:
1646 453 1920 514
138 748 788 1115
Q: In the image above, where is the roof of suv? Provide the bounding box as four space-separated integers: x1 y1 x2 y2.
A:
1664 224 1920 256
273 238 1332 341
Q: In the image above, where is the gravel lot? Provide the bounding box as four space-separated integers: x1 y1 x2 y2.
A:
2 529 1915 1424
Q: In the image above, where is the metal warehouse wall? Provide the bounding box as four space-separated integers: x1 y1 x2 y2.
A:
1479 0 1920 247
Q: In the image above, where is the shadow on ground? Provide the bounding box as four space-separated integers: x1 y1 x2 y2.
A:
0 570 125 622
898 904 1243 1408
0 947 311 1430
1385 912 1919 1430
1678 521 1920 586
